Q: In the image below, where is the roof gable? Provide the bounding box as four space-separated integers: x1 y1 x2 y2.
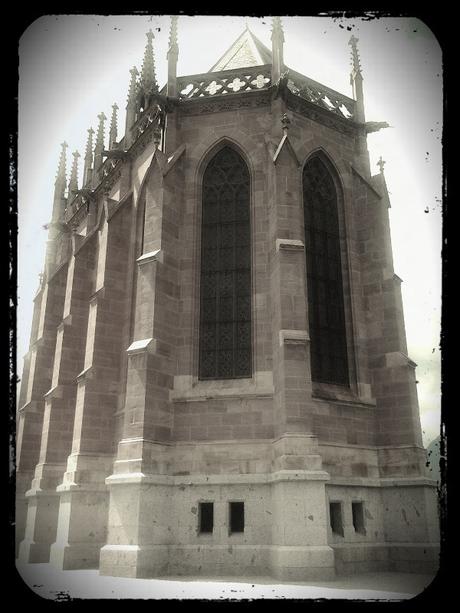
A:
209 27 272 72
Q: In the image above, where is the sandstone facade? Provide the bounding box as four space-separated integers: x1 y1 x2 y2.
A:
17 19 439 580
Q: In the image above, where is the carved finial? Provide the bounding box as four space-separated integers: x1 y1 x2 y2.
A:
281 113 291 134
349 35 362 76
377 156 386 174
271 16 284 42
109 103 119 148
83 128 94 185
127 66 139 107
94 112 107 155
141 29 158 95
68 150 81 196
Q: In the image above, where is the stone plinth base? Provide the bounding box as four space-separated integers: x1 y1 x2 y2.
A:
389 543 440 574
270 545 336 581
18 491 61 564
50 542 104 570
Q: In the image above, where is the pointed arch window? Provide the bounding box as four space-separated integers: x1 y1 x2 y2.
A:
199 146 252 380
302 156 349 386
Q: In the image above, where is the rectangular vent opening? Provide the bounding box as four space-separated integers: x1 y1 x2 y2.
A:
329 501 344 537
352 501 366 535
199 502 214 534
229 501 244 533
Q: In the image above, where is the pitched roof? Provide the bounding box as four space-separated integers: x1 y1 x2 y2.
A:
208 26 272 72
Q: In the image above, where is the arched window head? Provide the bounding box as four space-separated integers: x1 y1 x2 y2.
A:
303 156 349 386
199 146 252 380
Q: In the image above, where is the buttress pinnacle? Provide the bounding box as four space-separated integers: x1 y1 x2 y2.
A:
109 103 119 148
55 141 68 187
349 35 362 77
68 150 81 196
168 16 179 56
83 127 94 186
141 29 158 95
127 66 139 107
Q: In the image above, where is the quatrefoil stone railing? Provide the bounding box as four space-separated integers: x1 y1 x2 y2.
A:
176 64 356 121
177 65 272 99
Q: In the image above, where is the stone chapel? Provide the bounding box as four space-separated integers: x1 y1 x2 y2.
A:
17 17 439 580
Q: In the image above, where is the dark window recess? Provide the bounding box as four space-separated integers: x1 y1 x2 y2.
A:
352 501 366 534
199 146 252 380
199 502 214 534
329 502 344 536
229 501 245 533
303 156 349 386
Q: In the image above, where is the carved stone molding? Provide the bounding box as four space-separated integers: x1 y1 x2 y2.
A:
178 90 271 116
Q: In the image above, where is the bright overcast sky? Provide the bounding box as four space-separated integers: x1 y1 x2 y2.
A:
17 15 442 446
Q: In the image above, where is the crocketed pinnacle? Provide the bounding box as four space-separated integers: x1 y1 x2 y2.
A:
68 150 81 195
55 141 68 187
127 66 139 107
94 112 107 157
83 127 94 185
349 35 362 76
109 103 119 148
141 29 158 95
168 16 179 57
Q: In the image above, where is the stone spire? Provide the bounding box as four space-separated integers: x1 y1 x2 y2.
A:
349 35 365 122
140 29 158 97
109 103 119 149
93 112 107 173
125 66 139 148
52 141 68 221
167 16 179 97
271 16 285 84
83 127 94 186
68 150 81 197
127 66 139 108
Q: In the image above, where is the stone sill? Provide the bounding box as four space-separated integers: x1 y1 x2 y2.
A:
170 372 274 402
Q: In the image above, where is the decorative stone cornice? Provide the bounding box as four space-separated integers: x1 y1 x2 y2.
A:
178 88 272 116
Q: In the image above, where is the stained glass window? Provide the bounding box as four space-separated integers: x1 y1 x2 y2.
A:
199 147 251 379
303 156 349 386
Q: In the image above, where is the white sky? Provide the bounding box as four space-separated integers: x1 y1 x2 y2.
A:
17 15 442 446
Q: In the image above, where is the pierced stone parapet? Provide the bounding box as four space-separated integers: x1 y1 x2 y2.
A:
177 65 272 99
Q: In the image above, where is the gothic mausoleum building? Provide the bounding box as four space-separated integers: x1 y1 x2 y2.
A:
17 17 439 580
